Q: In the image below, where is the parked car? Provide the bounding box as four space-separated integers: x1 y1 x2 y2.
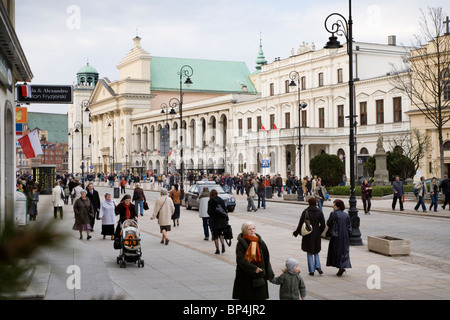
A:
184 180 236 212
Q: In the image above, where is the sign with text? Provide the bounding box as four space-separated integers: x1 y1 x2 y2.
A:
17 84 73 104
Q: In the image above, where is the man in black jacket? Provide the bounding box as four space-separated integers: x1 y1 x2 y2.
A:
86 183 101 231
440 174 450 209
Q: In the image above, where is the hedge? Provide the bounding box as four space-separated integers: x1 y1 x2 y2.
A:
327 185 413 197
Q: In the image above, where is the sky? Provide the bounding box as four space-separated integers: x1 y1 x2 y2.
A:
14 0 449 114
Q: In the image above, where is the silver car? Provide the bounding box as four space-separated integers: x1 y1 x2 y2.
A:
184 181 236 212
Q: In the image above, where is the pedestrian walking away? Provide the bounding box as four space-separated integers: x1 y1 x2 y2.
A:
245 179 257 212
99 193 116 240
169 184 181 227
270 258 306 300
293 197 325 276
429 177 439 212
313 180 327 213
198 186 211 241
440 174 450 210
150 188 175 245
52 181 64 219
326 199 352 276
207 189 229 254
361 179 372 215
232 222 274 300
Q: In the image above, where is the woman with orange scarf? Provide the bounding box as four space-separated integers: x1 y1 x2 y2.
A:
114 194 137 238
232 222 274 300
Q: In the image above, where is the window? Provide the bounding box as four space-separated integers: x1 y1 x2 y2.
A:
285 80 290 93
269 83 274 96
247 118 252 131
257 116 262 131
270 114 275 130
301 110 307 128
393 97 402 123
319 108 325 128
337 68 343 83
376 99 384 124
238 119 243 136
301 76 306 90
444 69 450 101
337 105 344 127
318 73 324 87
285 112 291 129
360 102 367 125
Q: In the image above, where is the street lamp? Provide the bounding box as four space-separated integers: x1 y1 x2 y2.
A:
161 102 171 175
74 99 90 189
324 0 362 245
169 65 193 200
107 118 115 177
68 131 74 173
289 70 307 201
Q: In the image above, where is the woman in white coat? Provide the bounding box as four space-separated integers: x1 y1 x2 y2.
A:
52 181 65 219
198 187 211 241
151 188 175 245
99 193 116 239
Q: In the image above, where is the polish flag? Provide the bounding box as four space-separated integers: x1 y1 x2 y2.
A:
273 124 278 130
18 130 43 159
261 125 267 132
21 84 32 98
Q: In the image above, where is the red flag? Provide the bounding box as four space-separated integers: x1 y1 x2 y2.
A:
273 124 278 130
261 125 267 132
21 84 32 98
18 130 43 159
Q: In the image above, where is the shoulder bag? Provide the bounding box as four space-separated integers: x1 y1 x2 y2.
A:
300 209 313 236
156 198 167 219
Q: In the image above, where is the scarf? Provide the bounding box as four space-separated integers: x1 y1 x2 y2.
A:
242 234 262 266
123 203 131 220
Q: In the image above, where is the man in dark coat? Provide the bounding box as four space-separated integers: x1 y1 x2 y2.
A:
86 183 101 231
440 174 450 209
391 175 404 211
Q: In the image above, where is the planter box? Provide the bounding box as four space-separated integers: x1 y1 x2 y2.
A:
367 236 410 256
283 194 298 201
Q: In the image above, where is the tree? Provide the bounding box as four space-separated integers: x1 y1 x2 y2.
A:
310 153 345 187
390 7 450 177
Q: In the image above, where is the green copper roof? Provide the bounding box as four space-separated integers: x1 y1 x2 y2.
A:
27 112 68 143
255 38 267 73
77 63 98 75
150 56 257 94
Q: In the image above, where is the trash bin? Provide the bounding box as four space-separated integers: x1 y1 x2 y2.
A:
265 186 272 199
114 187 120 199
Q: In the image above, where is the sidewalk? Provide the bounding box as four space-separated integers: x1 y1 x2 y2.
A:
18 184 450 300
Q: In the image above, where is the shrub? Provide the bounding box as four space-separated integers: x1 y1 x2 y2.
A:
310 154 345 187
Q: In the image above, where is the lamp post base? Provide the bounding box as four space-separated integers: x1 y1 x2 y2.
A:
297 192 304 201
348 195 363 245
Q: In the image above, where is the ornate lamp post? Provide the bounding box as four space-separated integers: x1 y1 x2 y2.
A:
289 70 307 201
74 99 90 189
168 65 193 200
324 0 362 245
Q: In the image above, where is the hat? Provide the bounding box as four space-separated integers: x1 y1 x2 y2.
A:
285 258 299 272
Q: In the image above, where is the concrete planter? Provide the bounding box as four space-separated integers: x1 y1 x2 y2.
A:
367 236 410 256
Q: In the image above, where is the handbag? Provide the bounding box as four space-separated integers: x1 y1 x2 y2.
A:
223 224 233 246
326 220 338 237
216 204 228 217
252 270 266 288
143 201 149 210
300 209 313 236
156 198 167 219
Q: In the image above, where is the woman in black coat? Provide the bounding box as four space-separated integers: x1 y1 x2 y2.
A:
326 199 352 276
293 197 325 276
232 222 274 300
207 189 229 254
114 194 137 238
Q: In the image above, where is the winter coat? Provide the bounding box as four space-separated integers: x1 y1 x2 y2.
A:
115 202 137 223
151 195 175 226
132 187 146 202
207 196 228 230
86 189 101 214
270 271 306 300
232 233 274 300
392 180 404 196
326 210 352 269
99 200 116 225
51 185 65 207
198 190 210 218
361 183 372 200
73 198 94 226
293 205 325 254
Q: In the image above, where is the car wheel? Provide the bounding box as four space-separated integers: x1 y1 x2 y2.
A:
228 207 235 213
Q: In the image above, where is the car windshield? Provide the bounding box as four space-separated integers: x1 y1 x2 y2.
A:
199 185 225 194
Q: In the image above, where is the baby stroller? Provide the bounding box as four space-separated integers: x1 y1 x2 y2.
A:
115 219 144 268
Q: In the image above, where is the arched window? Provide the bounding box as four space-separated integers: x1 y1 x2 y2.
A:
443 141 450 150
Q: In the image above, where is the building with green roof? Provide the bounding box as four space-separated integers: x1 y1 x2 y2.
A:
27 112 68 143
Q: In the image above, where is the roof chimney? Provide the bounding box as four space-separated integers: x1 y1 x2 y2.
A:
388 35 396 46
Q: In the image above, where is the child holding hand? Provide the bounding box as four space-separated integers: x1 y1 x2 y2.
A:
270 258 306 300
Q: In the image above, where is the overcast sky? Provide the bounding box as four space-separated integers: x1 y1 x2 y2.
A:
15 0 449 114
